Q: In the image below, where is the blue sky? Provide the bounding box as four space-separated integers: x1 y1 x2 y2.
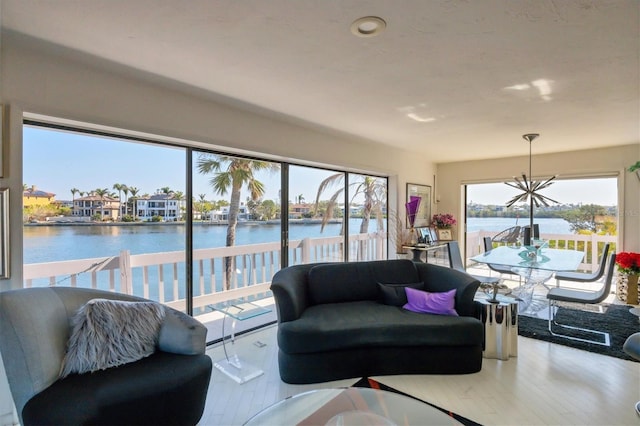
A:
23 126 617 206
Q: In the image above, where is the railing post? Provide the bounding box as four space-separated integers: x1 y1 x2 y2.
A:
120 250 133 295
376 232 384 260
301 238 311 263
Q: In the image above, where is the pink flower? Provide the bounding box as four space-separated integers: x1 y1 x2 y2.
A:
432 213 456 228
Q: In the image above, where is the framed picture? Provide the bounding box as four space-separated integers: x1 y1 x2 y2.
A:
0 188 9 279
406 183 431 228
436 228 453 241
418 227 437 244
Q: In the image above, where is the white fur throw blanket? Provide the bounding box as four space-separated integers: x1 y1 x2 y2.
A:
60 298 166 377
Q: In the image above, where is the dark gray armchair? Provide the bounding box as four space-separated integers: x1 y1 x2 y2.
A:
623 333 640 416
0 287 212 426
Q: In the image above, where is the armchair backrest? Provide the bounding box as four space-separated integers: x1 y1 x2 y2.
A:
0 287 142 417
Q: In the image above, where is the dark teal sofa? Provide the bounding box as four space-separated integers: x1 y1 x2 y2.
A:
270 259 483 384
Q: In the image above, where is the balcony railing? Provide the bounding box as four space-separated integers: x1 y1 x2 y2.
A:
22 230 614 312
23 231 388 312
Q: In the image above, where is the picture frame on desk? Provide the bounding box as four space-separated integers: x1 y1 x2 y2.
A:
436 228 452 241
418 227 437 244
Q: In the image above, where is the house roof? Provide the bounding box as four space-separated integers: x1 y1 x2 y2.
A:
1 1 638 162
23 190 55 198
75 195 119 202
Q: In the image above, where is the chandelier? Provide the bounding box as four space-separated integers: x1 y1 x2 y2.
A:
504 134 558 238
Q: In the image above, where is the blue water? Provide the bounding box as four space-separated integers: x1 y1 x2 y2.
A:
23 217 571 264
466 217 571 234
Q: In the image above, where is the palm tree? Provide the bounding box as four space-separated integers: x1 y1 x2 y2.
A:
314 174 387 259
196 153 279 289
155 187 174 219
112 183 125 219
70 188 79 215
128 186 140 220
197 193 208 221
121 185 130 217
94 188 110 220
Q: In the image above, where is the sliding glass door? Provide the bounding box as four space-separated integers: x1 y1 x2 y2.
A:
22 120 389 341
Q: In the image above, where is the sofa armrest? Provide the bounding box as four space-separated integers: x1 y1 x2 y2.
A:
414 263 480 317
270 264 317 323
157 308 207 355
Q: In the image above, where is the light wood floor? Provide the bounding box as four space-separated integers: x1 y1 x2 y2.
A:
200 324 640 426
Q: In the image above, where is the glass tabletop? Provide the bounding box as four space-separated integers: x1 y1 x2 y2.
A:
244 387 461 425
470 245 584 272
208 299 271 320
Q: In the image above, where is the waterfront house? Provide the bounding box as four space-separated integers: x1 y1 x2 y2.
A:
135 193 186 222
289 203 312 219
1 2 639 425
73 194 120 221
22 185 55 207
210 204 250 222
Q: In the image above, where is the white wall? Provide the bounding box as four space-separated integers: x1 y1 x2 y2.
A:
436 143 640 252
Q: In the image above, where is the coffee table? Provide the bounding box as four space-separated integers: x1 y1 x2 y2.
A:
244 387 462 425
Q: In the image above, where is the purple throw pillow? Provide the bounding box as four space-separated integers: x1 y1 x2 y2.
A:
403 287 458 316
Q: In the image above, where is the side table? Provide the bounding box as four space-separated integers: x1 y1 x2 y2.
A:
208 299 271 384
476 297 518 360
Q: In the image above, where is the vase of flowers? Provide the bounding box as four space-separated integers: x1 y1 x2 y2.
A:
432 213 456 229
432 213 456 240
615 252 640 305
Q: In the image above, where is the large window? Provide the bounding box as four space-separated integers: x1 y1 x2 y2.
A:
22 121 388 341
464 177 618 268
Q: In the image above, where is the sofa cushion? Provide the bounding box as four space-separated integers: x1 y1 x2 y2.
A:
308 259 419 305
60 299 166 377
377 282 424 306
277 301 483 354
403 287 458 316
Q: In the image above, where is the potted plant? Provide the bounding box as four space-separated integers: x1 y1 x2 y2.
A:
629 161 640 181
432 213 456 240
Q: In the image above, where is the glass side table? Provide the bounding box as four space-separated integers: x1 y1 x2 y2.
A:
208 299 271 384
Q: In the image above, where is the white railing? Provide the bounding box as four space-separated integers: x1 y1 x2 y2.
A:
23 232 387 312
466 230 617 272
23 230 612 311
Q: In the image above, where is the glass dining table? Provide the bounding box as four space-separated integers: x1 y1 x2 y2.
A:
470 245 584 314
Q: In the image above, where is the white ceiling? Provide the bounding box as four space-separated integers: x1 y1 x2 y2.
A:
1 0 639 163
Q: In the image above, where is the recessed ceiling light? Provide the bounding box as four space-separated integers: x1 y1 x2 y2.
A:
350 16 386 38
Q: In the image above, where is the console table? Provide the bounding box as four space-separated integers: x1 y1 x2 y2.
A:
402 243 447 263
208 299 271 384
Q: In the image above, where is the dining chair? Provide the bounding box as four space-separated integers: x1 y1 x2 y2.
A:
522 224 539 246
546 252 616 346
483 237 520 281
555 243 610 287
447 241 500 285
490 226 521 245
